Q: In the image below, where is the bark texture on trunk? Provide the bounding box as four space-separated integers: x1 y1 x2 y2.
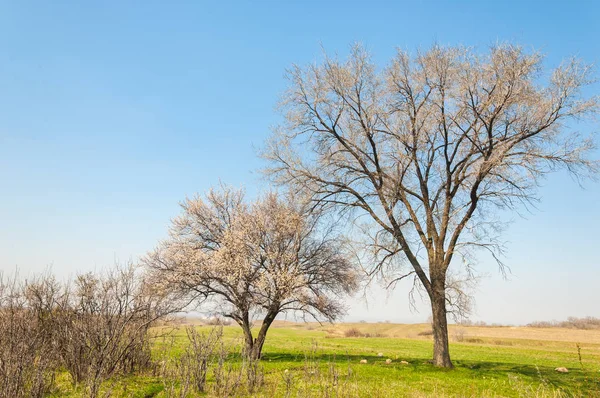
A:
430 279 453 368
239 314 254 356
241 310 279 360
248 338 264 360
249 310 277 360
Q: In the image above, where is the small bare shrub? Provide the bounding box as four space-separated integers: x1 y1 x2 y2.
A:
344 328 364 337
281 369 294 397
181 326 223 393
206 316 232 326
303 341 320 378
363 332 386 338
243 355 264 394
211 343 245 397
452 328 466 342
576 343 584 370
296 348 357 397
161 325 263 397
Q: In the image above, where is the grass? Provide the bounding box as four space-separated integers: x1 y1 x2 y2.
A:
49 322 600 397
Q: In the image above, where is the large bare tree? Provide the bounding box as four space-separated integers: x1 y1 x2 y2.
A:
263 44 598 367
144 186 358 359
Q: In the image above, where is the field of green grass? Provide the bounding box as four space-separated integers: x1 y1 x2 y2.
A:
51 322 600 397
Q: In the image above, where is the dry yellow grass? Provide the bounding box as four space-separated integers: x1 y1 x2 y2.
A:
270 320 600 344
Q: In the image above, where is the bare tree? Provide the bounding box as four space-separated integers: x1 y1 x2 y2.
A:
263 44 598 367
144 186 359 359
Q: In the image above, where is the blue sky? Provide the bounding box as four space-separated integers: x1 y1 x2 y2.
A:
1 0 598 324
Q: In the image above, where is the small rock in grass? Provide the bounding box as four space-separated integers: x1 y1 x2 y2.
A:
555 367 569 373
359 359 368 364
385 358 393 364
377 352 383 357
400 360 409 365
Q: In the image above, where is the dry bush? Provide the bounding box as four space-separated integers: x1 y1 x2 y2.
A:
342 328 386 338
452 328 467 342
181 326 224 393
344 328 364 338
278 342 357 397
160 326 264 397
1 264 178 398
206 337 264 397
52 264 175 398
159 326 225 397
0 274 60 398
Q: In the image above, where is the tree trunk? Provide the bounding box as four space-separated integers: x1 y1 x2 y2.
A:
240 319 255 359
430 279 453 368
248 310 278 360
248 335 265 360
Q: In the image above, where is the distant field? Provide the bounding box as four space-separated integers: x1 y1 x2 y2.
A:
279 321 600 344
52 322 600 397
312 322 600 344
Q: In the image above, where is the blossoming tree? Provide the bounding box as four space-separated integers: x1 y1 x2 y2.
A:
144 186 358 359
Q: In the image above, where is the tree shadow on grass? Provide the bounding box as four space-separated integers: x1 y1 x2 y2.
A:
260 352 600 393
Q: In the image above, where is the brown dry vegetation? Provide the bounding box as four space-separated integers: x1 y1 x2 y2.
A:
270 320 600 346
527 317 600 330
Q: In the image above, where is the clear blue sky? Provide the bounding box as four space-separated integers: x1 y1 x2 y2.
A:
1 0 598 324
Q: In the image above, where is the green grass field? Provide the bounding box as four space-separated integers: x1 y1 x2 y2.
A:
51 322 600 397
